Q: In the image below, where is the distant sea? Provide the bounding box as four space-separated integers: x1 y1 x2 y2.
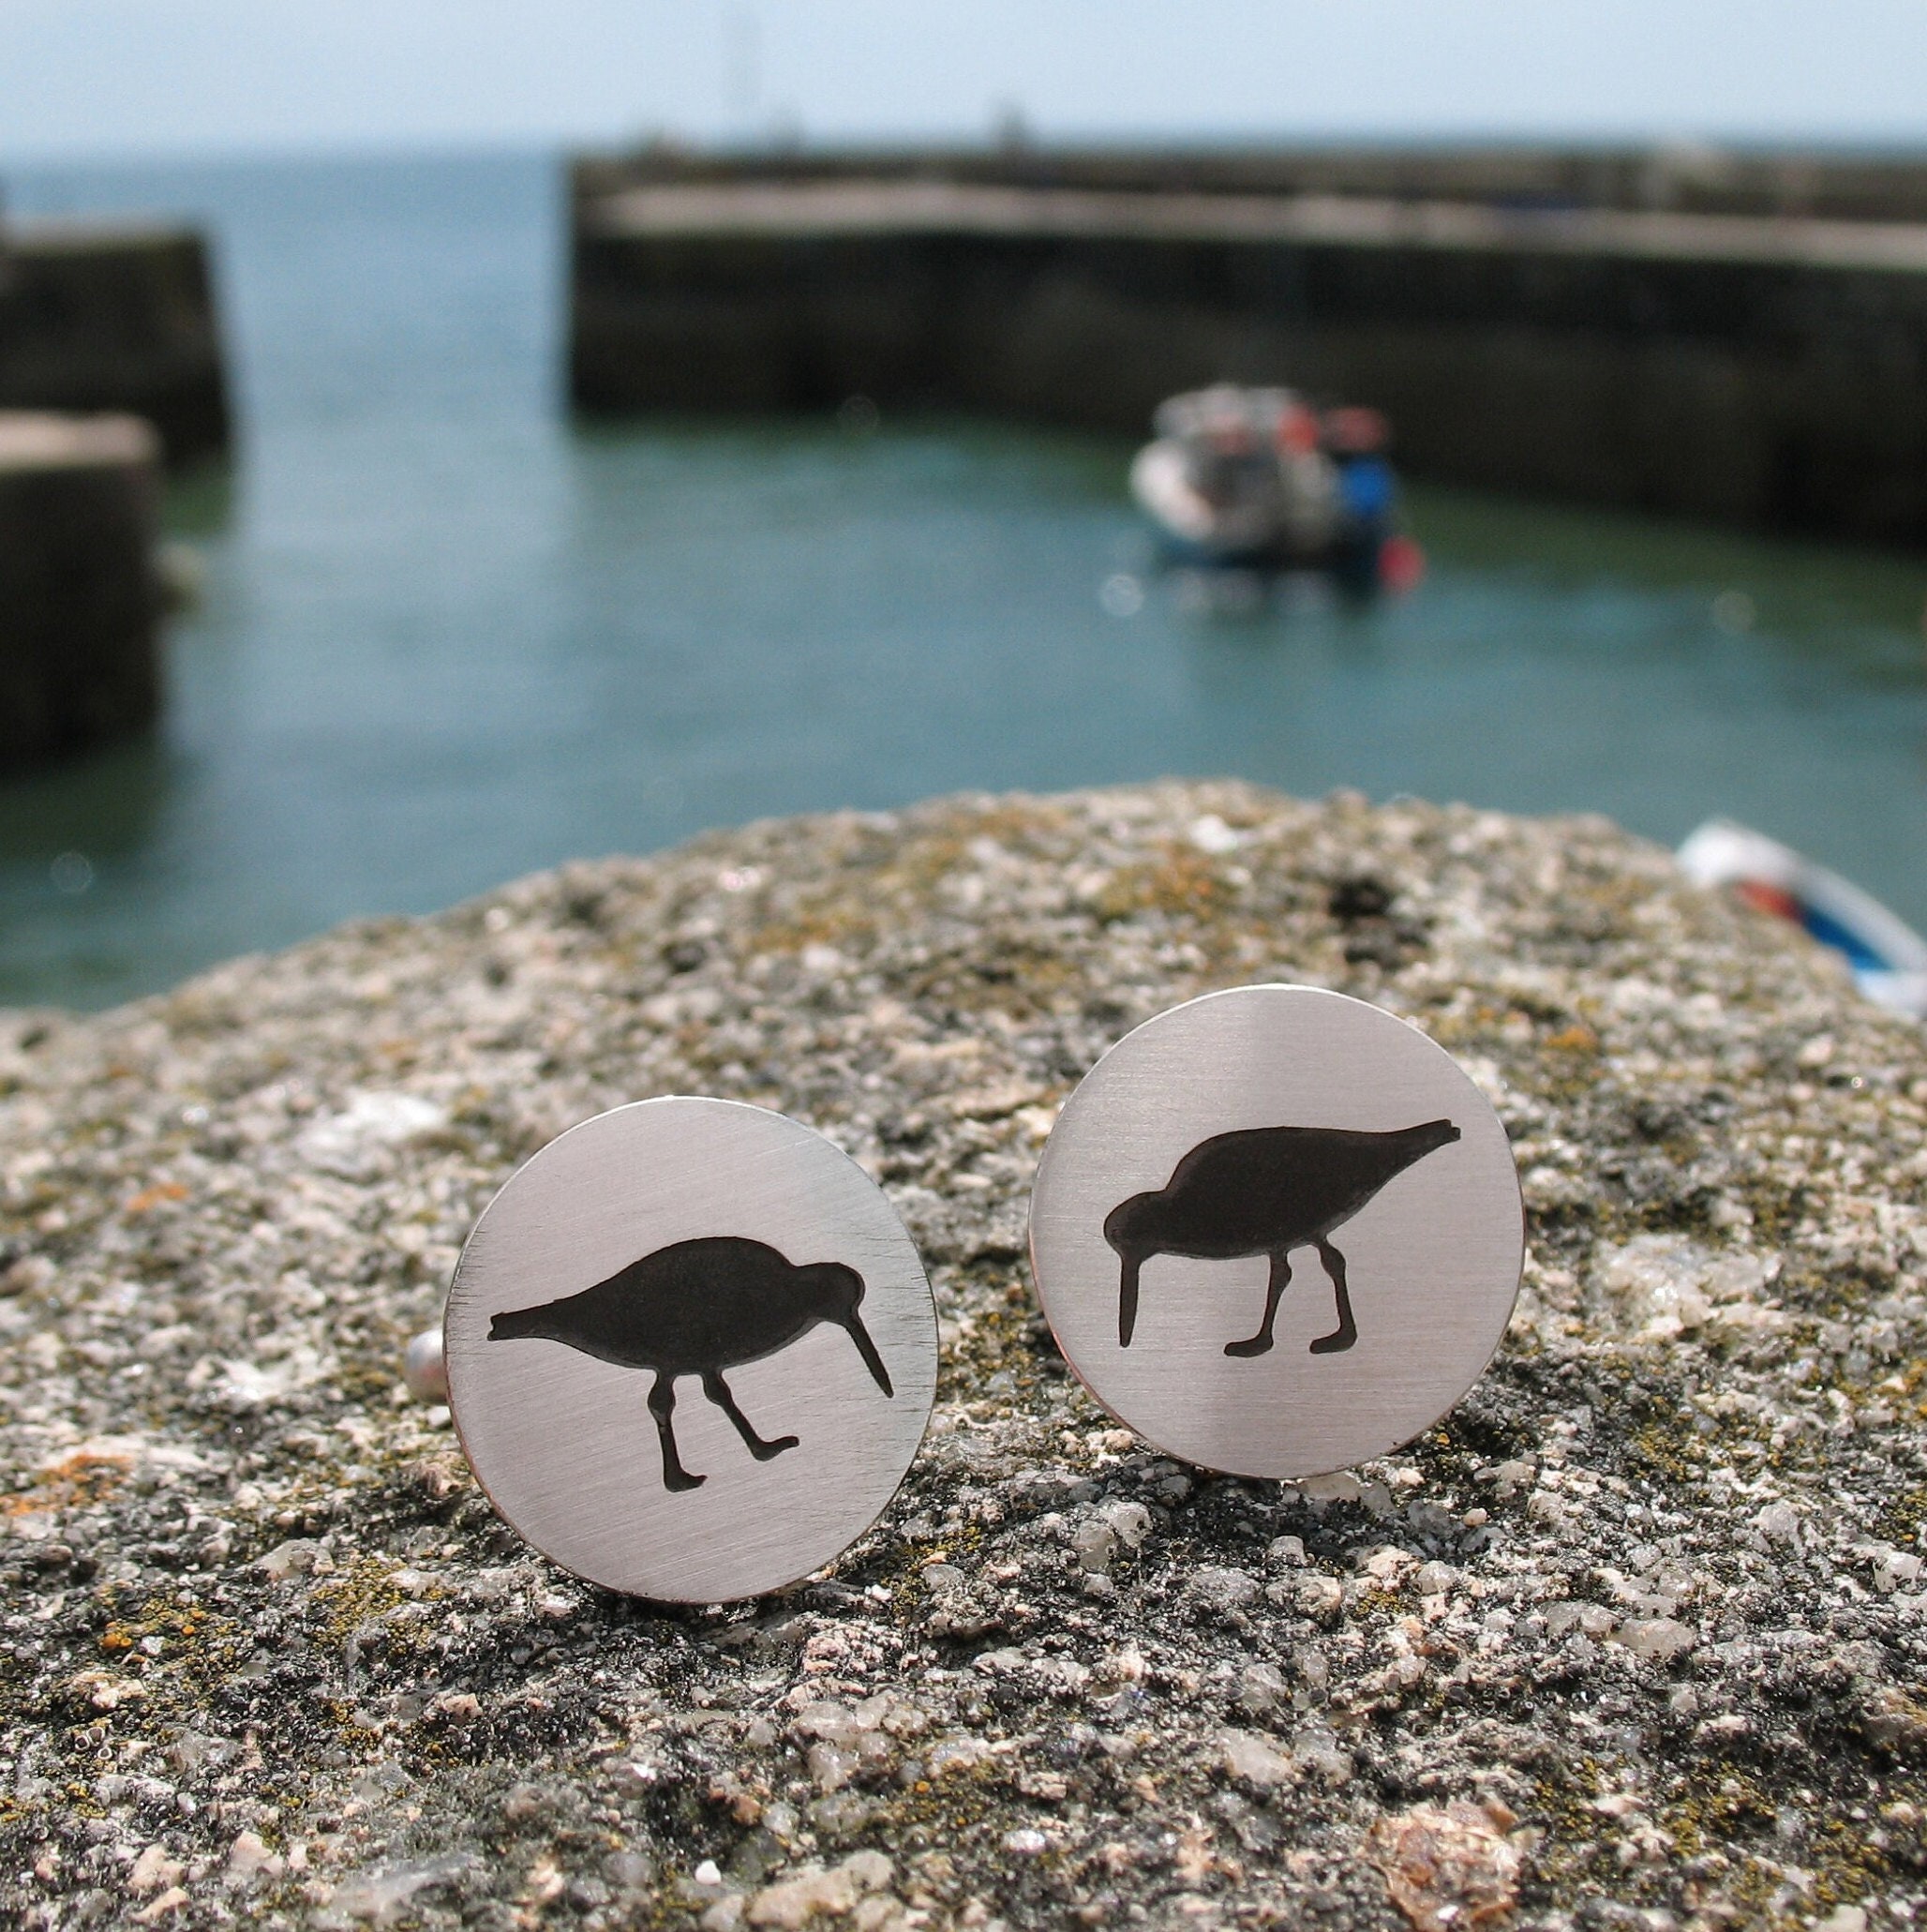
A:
4 149 1926 1009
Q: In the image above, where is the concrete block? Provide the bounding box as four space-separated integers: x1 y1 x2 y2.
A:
0 223 232 466
0 411 162 771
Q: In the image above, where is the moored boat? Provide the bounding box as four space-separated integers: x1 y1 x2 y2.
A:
1676 819 1927 1018
1128 383 1423 594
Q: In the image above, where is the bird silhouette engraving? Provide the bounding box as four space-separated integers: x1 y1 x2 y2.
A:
488 1236 893 1493
1102 1119 1460 1356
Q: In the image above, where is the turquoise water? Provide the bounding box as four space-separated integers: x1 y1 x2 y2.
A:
5 151 1927 1011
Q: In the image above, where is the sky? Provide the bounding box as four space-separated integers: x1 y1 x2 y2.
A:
4 0 1927 161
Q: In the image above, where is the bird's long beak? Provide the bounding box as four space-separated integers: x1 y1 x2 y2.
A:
843 1310 894 1398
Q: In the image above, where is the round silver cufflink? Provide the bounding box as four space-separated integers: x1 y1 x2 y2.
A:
1028 984 1522 1480
443 1097 937 1603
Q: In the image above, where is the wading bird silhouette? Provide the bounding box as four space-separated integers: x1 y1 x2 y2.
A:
488 1236 893 1492
1103 1119 1459 1356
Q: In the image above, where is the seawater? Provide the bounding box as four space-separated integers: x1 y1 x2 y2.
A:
5 151 1926 1011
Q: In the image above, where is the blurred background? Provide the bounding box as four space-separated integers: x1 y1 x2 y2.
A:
3 1 1927 1010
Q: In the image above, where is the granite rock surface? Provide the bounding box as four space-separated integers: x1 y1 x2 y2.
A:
3 781 1926 1931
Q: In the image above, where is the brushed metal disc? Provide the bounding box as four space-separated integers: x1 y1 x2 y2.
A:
1029 985 1522 1480
445 1098 936 1603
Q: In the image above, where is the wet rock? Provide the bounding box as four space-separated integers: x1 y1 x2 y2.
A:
2 780 1925 1928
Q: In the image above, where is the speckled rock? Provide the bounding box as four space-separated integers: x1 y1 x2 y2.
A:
4 780 1927 1931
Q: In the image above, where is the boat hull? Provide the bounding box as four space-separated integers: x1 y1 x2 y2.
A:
1677 819 1927 1018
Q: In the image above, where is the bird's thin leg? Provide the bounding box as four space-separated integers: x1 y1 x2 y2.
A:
648 1371 704 1492
1309 1239 1358 1355
1226 1249 1292 1357
1118 1252 1143 1347
702 1370 799 1462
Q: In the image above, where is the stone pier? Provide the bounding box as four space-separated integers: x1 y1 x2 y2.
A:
0 222 232 468
574 141 1927 226
571 154 1927 546
0 412 162 770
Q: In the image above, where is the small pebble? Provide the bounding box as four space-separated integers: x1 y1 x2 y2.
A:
403 1327 447 1401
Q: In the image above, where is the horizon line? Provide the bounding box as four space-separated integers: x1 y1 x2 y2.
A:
11 123 1927 176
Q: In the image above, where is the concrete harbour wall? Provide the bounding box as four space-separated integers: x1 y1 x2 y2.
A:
571 157 1927 546
575 140 1927 225
0 412 162 770
0 222 231 467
